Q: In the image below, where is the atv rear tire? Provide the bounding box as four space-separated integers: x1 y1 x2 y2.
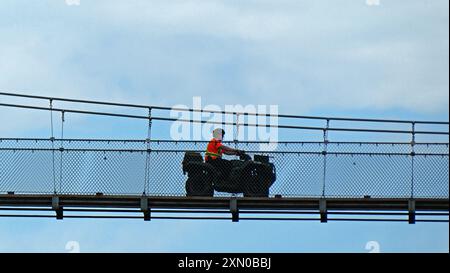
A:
185 176 214 197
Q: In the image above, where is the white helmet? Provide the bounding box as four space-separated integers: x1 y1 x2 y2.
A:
213 128 225 140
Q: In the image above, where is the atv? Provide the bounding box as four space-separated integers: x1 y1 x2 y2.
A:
182 152 276 197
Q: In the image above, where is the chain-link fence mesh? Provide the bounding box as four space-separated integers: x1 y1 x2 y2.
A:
0 139 448 198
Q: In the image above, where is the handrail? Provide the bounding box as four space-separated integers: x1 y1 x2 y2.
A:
1 92 448 125
0 102 448 135
0 148 448 156
0 138 449 145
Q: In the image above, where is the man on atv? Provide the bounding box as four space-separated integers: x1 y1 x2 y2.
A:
205 128 245 180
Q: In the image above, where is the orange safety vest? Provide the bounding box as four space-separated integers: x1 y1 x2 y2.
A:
205 138 224 161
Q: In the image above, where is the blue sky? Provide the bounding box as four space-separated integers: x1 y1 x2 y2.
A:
0 0 449 252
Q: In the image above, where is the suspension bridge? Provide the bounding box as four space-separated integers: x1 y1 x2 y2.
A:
0 92 448 223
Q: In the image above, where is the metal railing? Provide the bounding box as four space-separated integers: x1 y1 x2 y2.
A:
0 138 447 198
0 92 448 199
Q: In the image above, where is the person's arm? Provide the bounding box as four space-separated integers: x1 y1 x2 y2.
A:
220 145 244 156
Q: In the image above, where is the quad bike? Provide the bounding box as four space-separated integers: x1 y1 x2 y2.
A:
182 152 276 197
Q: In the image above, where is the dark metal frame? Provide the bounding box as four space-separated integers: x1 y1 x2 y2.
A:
0 92 448 223
0 194 447 223
1 91 448 124
0 92 448 134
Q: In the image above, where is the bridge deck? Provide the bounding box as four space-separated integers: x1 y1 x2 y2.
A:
0 194 448 223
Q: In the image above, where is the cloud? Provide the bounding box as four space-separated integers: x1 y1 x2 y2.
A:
0 0 448 135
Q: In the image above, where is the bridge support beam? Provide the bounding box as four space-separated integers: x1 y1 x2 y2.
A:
320 199 327 223
230 198 239 222
52 196 63 220
141 197 151 221
409 200 416 224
